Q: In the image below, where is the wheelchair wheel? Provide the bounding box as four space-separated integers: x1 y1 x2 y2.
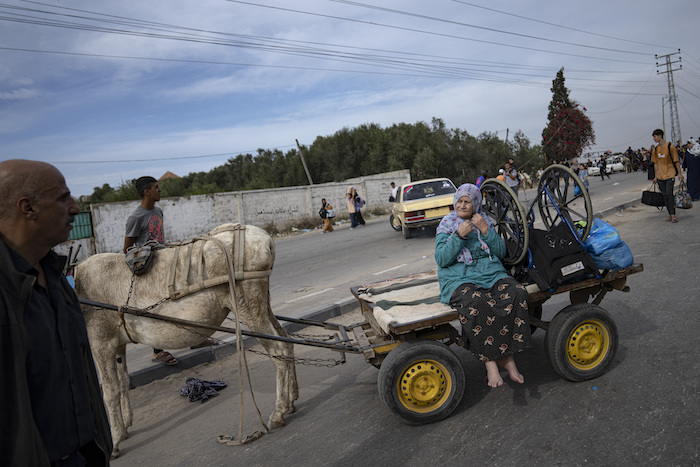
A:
480 178 529 265
535 164 593 241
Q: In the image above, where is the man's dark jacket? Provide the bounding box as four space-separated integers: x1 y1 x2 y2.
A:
0 240 112 466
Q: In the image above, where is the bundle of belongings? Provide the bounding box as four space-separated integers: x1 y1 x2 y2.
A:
578 217 634 271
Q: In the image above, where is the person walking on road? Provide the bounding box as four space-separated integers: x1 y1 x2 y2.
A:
598 154 611 180
651 129 684 223
504 162 520 195
389 182 398 202
319 198 334 233
346 190 358 229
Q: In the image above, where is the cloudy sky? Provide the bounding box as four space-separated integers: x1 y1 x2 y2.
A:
2 0 699 196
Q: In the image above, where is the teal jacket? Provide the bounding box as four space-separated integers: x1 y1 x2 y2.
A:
435 227 509 304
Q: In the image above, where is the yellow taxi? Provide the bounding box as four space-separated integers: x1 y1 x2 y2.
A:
389 178 457 239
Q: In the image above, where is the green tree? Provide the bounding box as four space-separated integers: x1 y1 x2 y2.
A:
89 183 115 204
542 68 595 164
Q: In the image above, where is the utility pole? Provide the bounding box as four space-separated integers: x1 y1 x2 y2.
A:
656 50 682 146
295 139 314 185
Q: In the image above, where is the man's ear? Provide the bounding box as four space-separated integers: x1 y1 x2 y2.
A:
18 197 38 220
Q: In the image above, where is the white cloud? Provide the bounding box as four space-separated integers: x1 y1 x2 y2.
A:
0 88 40 100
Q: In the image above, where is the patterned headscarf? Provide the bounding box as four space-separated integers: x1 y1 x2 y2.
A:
436 183 494 265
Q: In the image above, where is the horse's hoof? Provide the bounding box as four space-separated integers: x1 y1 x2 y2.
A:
268 417 286 430
286 403 296 415
110 449 121 460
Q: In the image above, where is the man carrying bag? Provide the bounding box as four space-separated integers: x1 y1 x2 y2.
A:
651 129 684 223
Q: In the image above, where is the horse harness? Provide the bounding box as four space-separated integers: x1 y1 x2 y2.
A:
120 224 272 338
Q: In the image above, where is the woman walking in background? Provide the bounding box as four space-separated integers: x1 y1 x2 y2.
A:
320 198 334 233
346 190 357 229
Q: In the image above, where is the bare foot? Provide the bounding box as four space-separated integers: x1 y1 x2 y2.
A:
498 355 525 384
485 361 504 388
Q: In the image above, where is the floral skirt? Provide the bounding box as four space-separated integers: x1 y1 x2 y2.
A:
449 277 532 362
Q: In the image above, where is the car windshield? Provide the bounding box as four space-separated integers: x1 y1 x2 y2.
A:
402 180 456 201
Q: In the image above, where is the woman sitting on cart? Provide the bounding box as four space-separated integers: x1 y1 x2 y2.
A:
435 183 531 388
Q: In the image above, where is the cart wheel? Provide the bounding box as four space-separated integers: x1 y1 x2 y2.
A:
480 178 529 265
378 339 465 425
535 164 593 242
402 224 412 239
530 304 542 336
390 213 402 231
544 303 618 382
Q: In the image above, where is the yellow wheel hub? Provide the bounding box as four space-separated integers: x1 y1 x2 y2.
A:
397 359 452 413
566 319 610 370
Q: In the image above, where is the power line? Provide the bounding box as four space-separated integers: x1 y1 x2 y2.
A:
219 0 650 64
450 0 675 50
327 0 650 55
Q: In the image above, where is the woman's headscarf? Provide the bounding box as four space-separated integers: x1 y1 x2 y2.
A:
436 183 495 265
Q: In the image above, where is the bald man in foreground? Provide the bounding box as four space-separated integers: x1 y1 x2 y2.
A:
0 160 112 466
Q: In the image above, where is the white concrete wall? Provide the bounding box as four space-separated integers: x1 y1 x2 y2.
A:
86 170 410 253
53 237 96 262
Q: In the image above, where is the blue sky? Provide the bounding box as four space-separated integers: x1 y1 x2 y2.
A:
2 0 700 196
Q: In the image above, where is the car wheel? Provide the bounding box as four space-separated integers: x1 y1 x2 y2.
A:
390 213 402 231
402 224 412 239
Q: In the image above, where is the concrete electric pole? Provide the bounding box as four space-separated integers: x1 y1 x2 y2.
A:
656 50 682 146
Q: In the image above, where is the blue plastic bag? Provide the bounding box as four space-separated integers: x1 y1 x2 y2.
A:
590 241 634 270
584 218 622 255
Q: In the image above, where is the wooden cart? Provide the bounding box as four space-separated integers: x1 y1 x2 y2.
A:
348 263 643 425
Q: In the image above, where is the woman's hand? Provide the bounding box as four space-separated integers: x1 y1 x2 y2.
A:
457 219 474 238
471 213 489 235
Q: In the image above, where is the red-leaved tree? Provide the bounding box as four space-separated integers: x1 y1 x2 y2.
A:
541 68 595 164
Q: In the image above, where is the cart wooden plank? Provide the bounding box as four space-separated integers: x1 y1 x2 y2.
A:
351 263 644 337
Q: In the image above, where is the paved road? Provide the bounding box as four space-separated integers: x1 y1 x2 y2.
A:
112 188 699 466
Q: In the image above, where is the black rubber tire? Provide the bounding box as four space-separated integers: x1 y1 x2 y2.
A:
402 224 412 239
480 178 529 265
535 164 593 242
544 303 618 382
377 339 465 425
389 213 402 231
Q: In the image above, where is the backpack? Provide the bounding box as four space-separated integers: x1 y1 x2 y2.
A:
526 223 600 292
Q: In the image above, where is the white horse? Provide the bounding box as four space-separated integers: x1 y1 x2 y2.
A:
518 171 533 189
75 224 298 458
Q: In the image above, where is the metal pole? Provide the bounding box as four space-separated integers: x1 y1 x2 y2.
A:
656 50 682 146
295 139 314 185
